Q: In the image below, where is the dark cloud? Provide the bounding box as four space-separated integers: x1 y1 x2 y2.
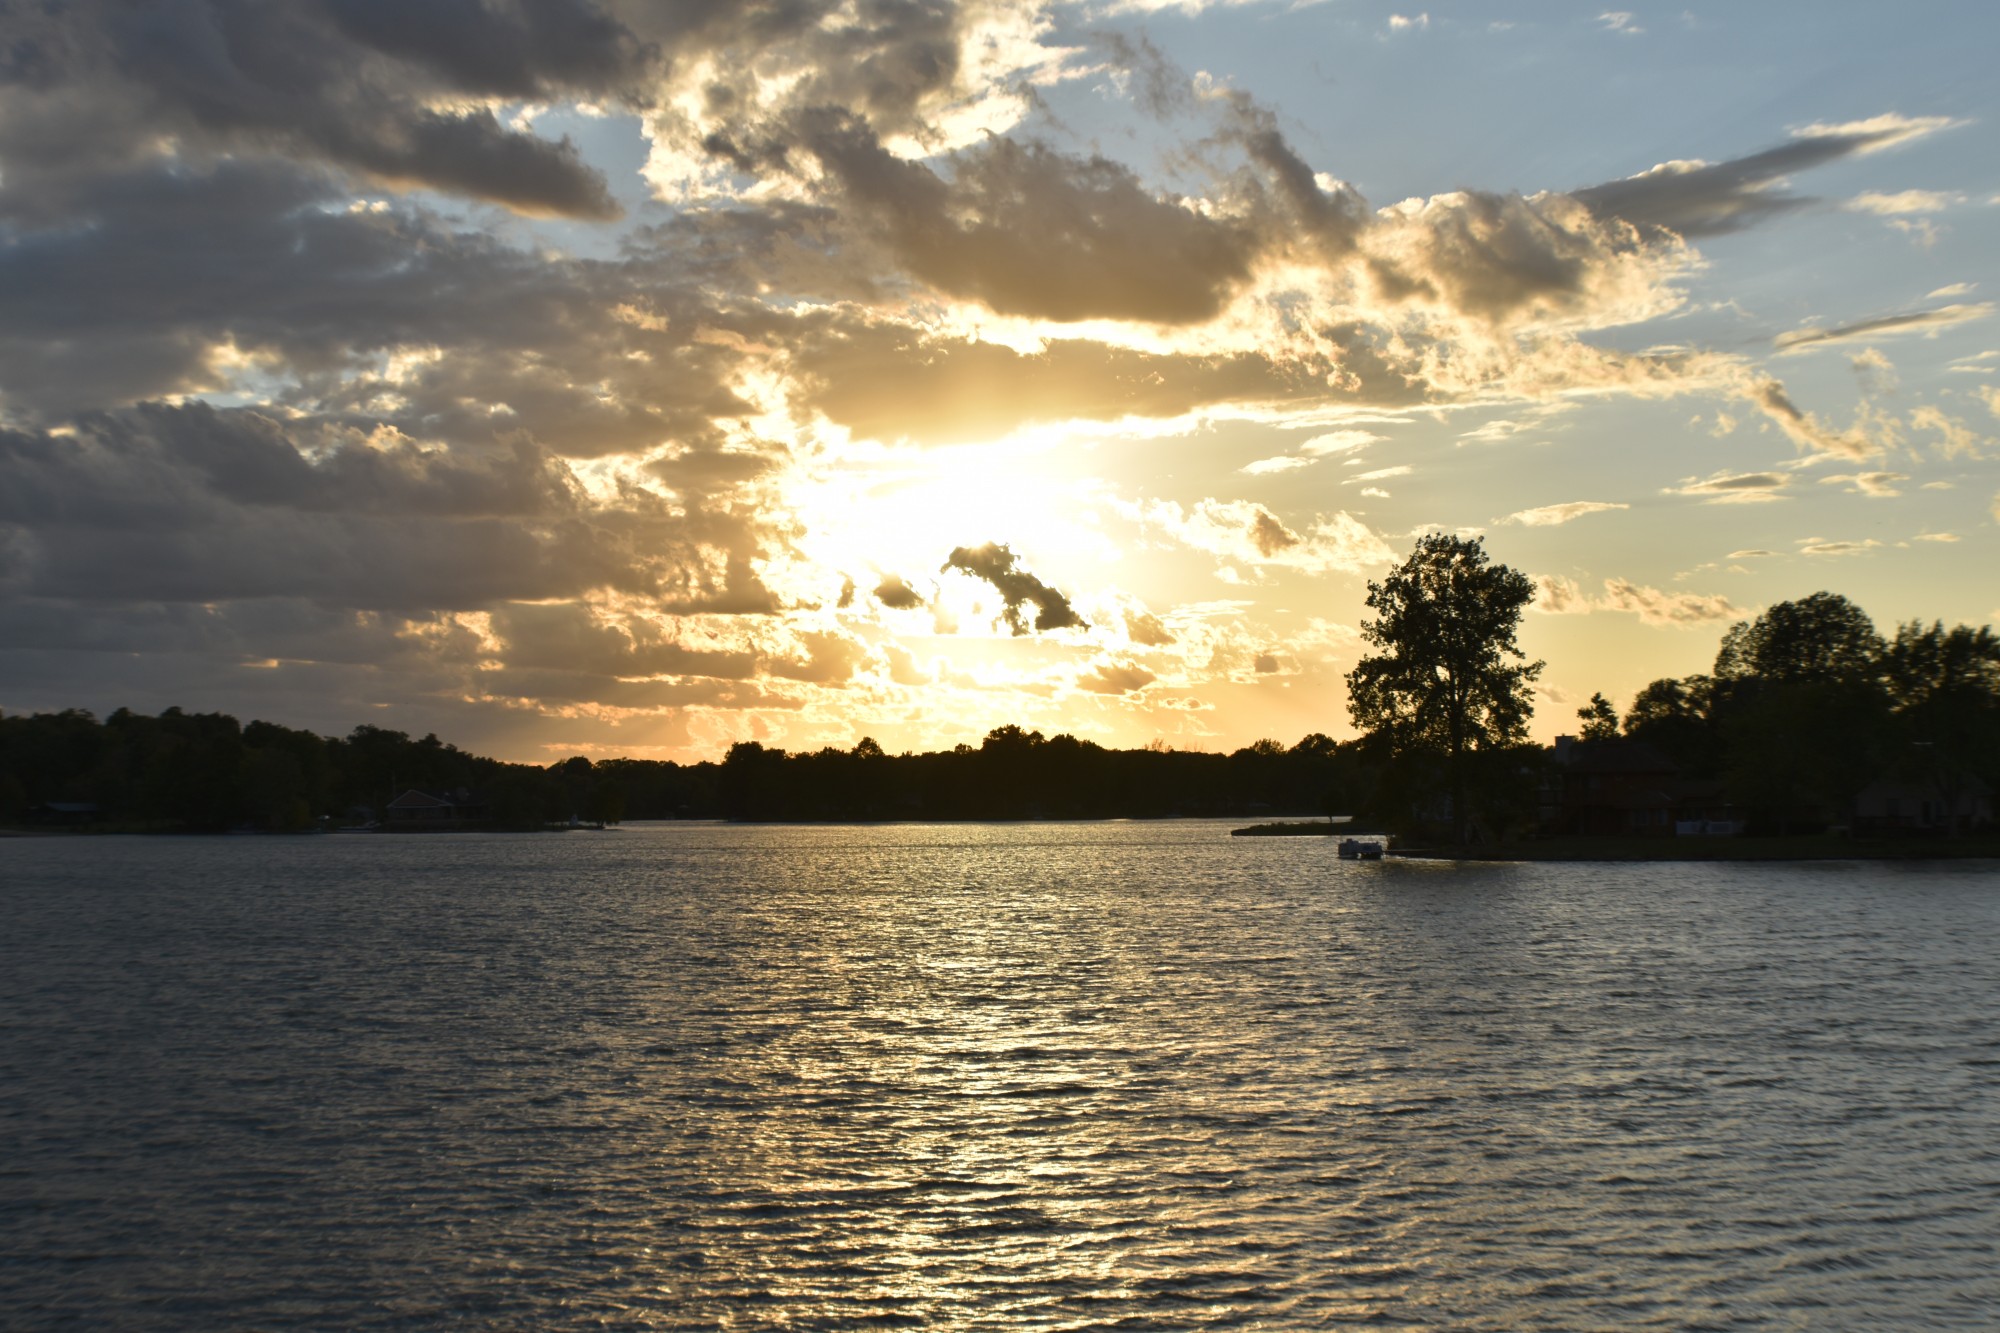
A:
798 114 1258 325
767 631 865 684
1576 118 1951 238
1077 661 1156 695
472 667 769 710
622 0 972 159
1124 610 1176 646
0 158 753 441
1775 302 1993 351
1214 92 1369 266
321 0 642 98
1668 470 1790 501
0 403 773 611
873 574 925 609
942 543 1086 635
1249 509 1300 557
488 601 758 680
0 0 631 218
786 314 1413 445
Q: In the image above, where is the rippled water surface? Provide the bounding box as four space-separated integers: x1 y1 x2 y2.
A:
4 823 1998 1329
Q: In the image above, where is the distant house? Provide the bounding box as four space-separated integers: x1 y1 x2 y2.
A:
1851 776 1993 836
1672 780 1746 837
26 801 100 827
1545 736 1725 837
384 788 489 830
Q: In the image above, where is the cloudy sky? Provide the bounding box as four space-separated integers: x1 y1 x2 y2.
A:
2 1 1996 762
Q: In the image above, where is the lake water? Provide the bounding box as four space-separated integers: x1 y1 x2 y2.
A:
3 822 1997 1329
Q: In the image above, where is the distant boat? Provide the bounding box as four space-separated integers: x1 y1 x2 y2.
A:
1338 837 1385 860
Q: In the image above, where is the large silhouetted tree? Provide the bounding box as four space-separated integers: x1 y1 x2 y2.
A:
1713 590 1883 687
1710 592 1888 831
1881 620 2000 835
1345 533 1542 842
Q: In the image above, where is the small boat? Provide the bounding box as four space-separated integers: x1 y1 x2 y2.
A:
1338 837 1386 860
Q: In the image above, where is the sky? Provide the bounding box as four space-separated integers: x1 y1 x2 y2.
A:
2 1 1997 764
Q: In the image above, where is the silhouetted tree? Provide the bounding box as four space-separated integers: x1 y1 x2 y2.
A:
1576 692 1620 741
1622 675 1720 773
1881 620 2000 835
1712 593 1889 832
1346 533 1542 842
1713 590 1883 688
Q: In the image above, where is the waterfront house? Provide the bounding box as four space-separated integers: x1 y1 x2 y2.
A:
1544 736 1686 836
1850 775 1993 835
384 788 489 830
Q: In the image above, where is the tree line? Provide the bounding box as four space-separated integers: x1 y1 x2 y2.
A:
1600 593 2000 835
0 707 1368 831
4 537 1995 836
0 708 687 831
1339 534 2000 840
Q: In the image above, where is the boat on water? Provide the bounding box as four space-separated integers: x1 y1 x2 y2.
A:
1338 837 1386 860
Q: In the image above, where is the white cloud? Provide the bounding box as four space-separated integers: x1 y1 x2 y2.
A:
1501 500 1630 526
1460 419 1529 445
1598 12 1644 34
1792 114 1964 154
1819 471 1908 498
1669 470 1788 503
1344 465 1412 484
1797 538 1882 556
1535 575 1743 626
1388 14 1431 32
1240 455 1314 475
1846 190 1963 216
1131 498 1393 573
1737 375 1891 459
1850 346 1895 373
1908 404 1985 458
1240 428 1381 474
1299 430 1383 456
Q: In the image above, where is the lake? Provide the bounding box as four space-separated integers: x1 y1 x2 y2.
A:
3 823 1997 1328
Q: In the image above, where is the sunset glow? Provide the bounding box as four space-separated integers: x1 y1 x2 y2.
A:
2 2 1995 760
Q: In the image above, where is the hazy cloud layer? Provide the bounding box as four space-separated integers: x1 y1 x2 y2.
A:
0 0 1972 756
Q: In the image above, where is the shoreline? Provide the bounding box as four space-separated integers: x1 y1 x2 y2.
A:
1387 836 2000 862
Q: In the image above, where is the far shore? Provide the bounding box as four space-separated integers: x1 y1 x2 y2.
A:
1387 835 2000 862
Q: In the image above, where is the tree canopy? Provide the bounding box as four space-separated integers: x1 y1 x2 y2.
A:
1713 590 1883 687
1620 594 2000 836
1576 692 1620 741
1345 533 1542 840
